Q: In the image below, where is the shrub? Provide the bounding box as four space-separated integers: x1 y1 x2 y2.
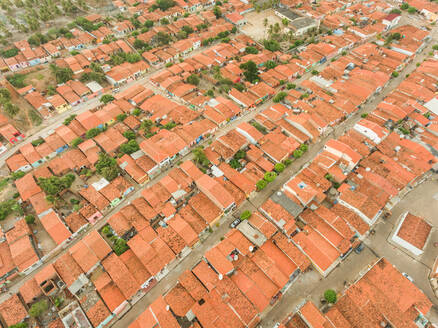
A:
264 171 277 182
293 149 303 158
300 144 308 152
283 158 292 166
63 114 76 126
6 73 27 88
25 215 35 224
100 94 115 104
123 130 136 140
1 47 19 58
9 323 28 328
113 237 129 255
263 39 280 52
29 300 48 318
324 289 337 303
391 71 399 78
229 159 241 169
274 162 285 173
132 108 142 116
11 171 25 180
86 128 102 139
120 140 140 154
102 225 113 237
240 210 252 220
407 6 416 14
361 113 368 118
273 91 287 103
256 179 267 190
71 137 84 148
311 70 319 75
286 83 296 90
245 46 258 54
116 113 127 122
31 138 45 147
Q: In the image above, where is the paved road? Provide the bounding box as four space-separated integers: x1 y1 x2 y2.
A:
110 25 438 327
1 17 436 327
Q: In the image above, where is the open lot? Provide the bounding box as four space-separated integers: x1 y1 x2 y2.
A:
241 9 285 41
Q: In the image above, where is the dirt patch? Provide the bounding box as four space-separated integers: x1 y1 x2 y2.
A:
241 9 285 41
24 66 56 94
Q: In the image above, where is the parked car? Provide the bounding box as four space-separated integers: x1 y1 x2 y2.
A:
230 218 241 229
354 242 364 254
402 272 414 282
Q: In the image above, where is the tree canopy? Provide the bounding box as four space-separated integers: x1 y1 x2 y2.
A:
239 60 259 83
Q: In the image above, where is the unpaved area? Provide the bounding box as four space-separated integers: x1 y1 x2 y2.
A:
241 9 285 41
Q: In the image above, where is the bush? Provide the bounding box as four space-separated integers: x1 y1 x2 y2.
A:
400 2 409 9
123 130 136 140
324 289 337 303
273 91 287 103
186 74 200 86
407 6 416 13
9 323 28 328
100 94 115 104
283 158 292 166
229 159 241 169
286 83 296 90
86 128 102 139
116 113 127 122
113 237 129 255
311 70 319 75
245 46 258 54
120 140 140 154
293 149 303 158
6 73 27 88
240 210 252 220
11 171 25 180
264 171 277 182
391 71 399 78
263 39 280 52
63 114 76 126
31 138 44 147
361 113 368 118
102 225 113 237
1 47 19 58
256 179 267 190
300 144 308 152
71 137 84 148
29 300 48 318
132 108 142 116
38 174 75 196
274 162 285 173
25 215 35 224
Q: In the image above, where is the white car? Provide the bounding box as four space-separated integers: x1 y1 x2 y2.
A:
402 272 414 282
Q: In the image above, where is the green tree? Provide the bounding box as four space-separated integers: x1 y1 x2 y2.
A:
274 162 285 173
160 17 169 25
192 147 210 168
263 39 280 52
229 159 241 169
50 64 73 84
101 165 119 181
29 300 48 318
156 0 175 10
116 113 127 122
407 6 416 13
25 215 35 224
240 210 251 220
71 137 83 148
293 149 303 158
245 46 258 54
100 94 115 104
400 2 409 9
1 47 18 58
239 60 259 83
4 102 19 117
265 60 277 69
273 91 287 103
120 140 140 154
213 5 221 18
6 73 26 88
324 289 337 303
123 130 136 140
391 71 399 78
86 128 101 139
155 31 172 45
9 322 28 328
38 174 75 196
286 83 296 89
264 171 277 182
186 74 200 86
256 179 267 190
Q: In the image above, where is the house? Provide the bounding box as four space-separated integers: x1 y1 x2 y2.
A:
225 12 247 26
195 174 235 212
391 212 432 256
382 13 401 30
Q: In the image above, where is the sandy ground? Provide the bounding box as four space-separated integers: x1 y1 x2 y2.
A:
241 9 285 41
